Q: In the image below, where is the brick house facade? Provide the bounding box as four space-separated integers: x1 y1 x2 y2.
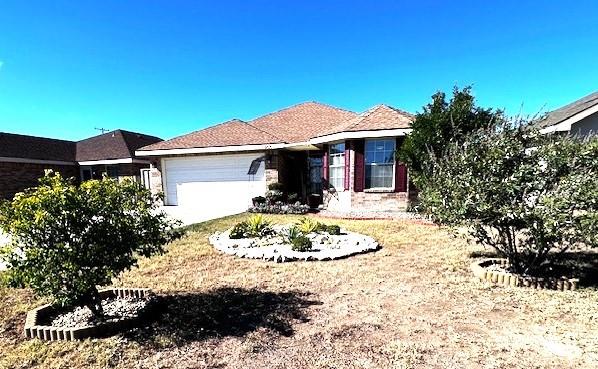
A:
0 130 162 199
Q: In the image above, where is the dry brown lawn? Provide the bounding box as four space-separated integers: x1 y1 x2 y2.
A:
1 214 597 369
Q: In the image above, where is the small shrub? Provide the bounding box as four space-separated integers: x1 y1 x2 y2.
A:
291 234 313 252
245 214 272 237
252 196 266 206
325 225 341 235
265 190 284 204
285 226 303 243
287 192 299 203
0 172 181 317
229 221 248 239
296 217 322 234
267 182 284 191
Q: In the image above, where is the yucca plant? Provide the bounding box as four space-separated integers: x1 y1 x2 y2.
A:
245 214 272 237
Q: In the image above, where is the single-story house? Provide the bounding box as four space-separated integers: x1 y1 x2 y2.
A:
0 129 162 199
136 102 415 215
538 91 598 136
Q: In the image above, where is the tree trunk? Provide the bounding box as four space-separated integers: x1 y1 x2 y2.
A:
85 287 105 319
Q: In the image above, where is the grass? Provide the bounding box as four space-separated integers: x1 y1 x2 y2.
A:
1 213 597 368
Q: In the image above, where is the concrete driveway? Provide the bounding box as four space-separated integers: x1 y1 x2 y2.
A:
160 206 244 227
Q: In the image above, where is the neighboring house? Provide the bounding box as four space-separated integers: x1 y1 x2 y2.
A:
0 129 162 199
537 91 598 136
136 102 414 215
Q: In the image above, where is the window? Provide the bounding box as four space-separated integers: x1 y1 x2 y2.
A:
365 139 395 189
329 142 345 190
106 165 119 179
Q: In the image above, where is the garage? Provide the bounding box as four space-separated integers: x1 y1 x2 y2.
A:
162 153 265 215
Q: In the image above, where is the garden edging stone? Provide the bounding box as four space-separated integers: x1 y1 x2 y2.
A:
24 288 157 341
471 258 579 291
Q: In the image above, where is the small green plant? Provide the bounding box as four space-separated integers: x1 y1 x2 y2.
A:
245 214 272 237
291 234 313 252
285 225 302 243
267 182 284 191
251 196 266 206
229 221 248 239
296 217 322 234
287 192 299 203
325 225 341 235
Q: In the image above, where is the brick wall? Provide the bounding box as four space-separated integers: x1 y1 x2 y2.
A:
0 161 79 199
351 191 408 212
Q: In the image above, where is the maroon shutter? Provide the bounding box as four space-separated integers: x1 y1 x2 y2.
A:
353 139 365 192
322 144 329 183
395 137 407 192
344 141 351 190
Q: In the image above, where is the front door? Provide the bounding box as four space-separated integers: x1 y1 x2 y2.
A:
308 156 323 195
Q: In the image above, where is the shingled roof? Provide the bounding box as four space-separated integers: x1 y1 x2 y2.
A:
537 91 598 129
249 102 358 143
0 132 77 162
76 129 162 161
1 130 162 163
138 101 413 153
140 119 284 151
317 104 414 137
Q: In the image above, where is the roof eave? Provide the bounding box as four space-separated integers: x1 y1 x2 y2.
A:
135 142 287 157
309 128 412 144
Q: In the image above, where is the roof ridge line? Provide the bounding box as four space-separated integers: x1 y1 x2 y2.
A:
248 101 356 124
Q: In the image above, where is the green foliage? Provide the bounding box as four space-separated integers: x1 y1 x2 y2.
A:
420 124 597 275
229 221 248 239
285 225 303 243
325 225 341 235
251 196 266 206
267 182 284 191
296 217 322 234
244 214 273 237
295 218 341 235
290 234 313 252
287 192 299 204
398 86 502 187
0 172 181 317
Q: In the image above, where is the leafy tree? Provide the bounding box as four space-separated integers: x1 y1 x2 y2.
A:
398 86 502 186
420 124 597 275
0 172 182 317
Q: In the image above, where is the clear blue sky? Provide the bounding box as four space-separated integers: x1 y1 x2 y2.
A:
1 1 597 141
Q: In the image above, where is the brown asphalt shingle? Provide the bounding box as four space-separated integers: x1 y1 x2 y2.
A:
249 102 358 143
76 130 162 161
0 132 77 161
317 104 414 137
138 101 413 152
140 119 284 151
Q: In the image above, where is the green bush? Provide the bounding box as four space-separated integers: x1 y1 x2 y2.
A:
229 221 248 239
325 225 341 235
267 182 284 191
291 234 313 252
245 214 272 237
397 86 502 189
296 217 322 234
0 172 181 317
420 125 597 275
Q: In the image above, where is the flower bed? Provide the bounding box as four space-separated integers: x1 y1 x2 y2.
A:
24 288 160 341
209 216 380 262
470 258 580 291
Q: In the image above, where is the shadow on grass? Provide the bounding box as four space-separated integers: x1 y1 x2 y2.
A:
127 287 321 346
469 250 598 287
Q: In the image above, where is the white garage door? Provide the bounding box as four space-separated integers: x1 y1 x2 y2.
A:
163 153 266 215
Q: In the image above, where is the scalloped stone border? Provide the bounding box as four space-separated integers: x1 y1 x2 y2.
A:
471 258 579 291
24 288 157 341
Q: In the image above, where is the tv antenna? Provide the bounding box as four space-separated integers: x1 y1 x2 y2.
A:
94 127 110 134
